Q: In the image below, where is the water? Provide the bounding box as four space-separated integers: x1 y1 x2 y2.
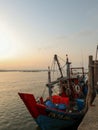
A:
0 71 48 130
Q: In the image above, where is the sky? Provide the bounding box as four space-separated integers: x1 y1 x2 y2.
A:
0 0 98 70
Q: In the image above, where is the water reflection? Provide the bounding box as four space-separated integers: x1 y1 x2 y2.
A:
0 72 47 130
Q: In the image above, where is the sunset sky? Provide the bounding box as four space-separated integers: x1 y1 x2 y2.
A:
0 0 98 70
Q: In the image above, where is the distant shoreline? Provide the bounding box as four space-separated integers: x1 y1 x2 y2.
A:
0 70 48 72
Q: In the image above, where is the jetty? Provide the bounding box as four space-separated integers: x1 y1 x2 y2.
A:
78 95 98 130
78 46 98 130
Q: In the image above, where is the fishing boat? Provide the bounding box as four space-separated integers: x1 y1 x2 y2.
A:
18 54 88 130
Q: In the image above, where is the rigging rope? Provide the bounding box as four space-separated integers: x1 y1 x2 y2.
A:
41 85 47 98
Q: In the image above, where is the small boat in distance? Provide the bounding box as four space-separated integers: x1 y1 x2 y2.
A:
18 54 88 130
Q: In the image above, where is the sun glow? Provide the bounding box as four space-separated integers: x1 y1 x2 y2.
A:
0 21 17 60
0 31 13 59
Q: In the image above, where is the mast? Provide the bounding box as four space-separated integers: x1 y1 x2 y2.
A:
54 54 63 78
66 54 74 99
66 54 71 79
48 66 52 100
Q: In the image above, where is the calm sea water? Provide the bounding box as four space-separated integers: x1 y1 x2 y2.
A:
0 71 48 130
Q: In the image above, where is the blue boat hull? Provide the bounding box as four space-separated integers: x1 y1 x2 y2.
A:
35 108 84 130
35 114 83 130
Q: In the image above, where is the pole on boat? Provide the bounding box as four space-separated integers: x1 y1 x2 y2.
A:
65 54 75 99
66 54 71 79
54 54 63 78
48 66 52 101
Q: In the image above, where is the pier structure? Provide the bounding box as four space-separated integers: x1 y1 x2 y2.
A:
78 95 98 130
78 46 98 130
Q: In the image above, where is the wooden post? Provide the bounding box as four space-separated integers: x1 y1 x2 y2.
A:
86 56 96 109
94 45 98 92
94 61 98 92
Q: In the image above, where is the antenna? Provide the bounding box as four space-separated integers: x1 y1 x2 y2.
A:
95 45 98 61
